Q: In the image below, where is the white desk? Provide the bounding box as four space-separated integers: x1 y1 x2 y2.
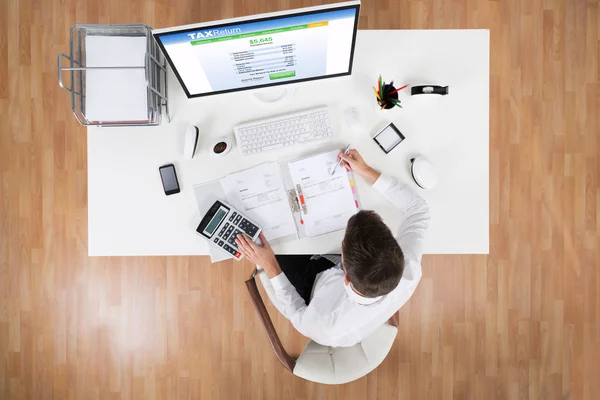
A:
87 30 489 256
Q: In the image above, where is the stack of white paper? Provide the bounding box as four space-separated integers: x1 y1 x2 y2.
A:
85 36 149 122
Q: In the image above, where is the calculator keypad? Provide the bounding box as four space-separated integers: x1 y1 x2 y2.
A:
239 218 259 237
225 224 235 239
227 229 242 246
212 210 258 260
222 244 240 258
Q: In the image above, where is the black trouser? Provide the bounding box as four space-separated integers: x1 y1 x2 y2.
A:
275 255 336 305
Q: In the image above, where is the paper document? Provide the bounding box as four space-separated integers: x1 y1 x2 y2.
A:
288 149 359 237
85 36 149 122
221 163 297 241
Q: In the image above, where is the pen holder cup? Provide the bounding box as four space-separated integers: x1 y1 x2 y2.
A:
377 84 399 110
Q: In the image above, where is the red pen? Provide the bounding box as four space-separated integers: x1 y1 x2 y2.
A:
387 84 408 96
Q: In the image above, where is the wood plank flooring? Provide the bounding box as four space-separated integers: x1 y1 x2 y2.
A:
1 0 599 399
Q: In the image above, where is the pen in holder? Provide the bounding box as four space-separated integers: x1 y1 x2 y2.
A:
378 84 399 109
374 76 407 110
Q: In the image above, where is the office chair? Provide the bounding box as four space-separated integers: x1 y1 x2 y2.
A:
245 267 399 385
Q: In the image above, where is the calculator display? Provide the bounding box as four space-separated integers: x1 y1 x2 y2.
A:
204 208 227 235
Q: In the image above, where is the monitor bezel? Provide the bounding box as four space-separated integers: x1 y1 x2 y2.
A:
153 2 361 99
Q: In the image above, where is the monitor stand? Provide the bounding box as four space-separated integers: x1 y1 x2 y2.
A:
248 86 296 109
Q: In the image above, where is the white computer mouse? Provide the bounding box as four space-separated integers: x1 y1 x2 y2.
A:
410 156 438 189
184 125 199 159
344 108 362 130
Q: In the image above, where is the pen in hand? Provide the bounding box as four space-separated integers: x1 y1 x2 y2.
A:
332 144 351 175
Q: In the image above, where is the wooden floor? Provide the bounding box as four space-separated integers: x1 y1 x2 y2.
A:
1 0 599 399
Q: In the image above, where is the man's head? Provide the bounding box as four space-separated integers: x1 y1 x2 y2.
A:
342 210 404 298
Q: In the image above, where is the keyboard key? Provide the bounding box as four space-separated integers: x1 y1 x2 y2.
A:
261 143 284 152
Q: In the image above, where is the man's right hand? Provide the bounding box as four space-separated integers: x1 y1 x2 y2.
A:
235 232 282 279
337 149 381 184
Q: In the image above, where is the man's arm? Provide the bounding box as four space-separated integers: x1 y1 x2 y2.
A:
372 174 430 263
267 272 328 341
235 233 328 342
338 150 430 264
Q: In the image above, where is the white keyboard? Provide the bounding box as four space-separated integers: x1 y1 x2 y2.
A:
234 106 333 155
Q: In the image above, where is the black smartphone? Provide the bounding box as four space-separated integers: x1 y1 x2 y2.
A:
159 164 180 195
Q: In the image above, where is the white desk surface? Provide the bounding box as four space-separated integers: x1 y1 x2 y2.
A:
87 30 490 256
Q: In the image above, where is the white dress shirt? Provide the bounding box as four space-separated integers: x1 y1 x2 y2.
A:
269 173 431 347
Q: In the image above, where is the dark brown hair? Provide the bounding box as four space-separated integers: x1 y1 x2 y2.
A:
342 210 404 298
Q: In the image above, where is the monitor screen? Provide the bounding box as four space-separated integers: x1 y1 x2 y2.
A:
153 2 360 98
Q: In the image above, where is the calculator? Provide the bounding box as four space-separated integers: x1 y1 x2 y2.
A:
196 199 262 261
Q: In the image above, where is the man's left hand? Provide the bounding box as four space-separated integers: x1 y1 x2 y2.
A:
235 232 282 278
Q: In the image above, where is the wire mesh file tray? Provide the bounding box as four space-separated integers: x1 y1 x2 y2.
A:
58 24 170 127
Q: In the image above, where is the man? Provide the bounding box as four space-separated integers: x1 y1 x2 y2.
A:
235 149 430 347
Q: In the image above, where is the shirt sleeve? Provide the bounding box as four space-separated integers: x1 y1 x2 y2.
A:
268 272 328 343
372 173 431 265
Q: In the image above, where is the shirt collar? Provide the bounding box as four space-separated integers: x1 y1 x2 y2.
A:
344 282 383 305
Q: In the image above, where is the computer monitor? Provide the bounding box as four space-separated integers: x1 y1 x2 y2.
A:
153 1 361 98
